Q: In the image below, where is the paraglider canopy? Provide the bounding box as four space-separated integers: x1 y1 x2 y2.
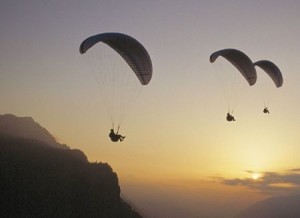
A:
80 32 152 85
254 60 283 88
210 48 257 86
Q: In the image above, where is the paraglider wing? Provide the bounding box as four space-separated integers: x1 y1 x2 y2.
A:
254 60 283 88
80 32 152 85
210 49 257 86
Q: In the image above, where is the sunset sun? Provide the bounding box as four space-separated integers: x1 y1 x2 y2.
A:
251 173 261 180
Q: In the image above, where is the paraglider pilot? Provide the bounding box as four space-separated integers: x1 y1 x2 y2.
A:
109 129 126 142
263 107 270 114
226 113 236 122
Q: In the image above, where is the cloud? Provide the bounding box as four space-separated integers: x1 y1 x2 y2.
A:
288 168 300 172
217 169 300 195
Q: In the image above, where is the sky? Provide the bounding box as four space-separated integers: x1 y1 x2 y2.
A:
1 0 300 217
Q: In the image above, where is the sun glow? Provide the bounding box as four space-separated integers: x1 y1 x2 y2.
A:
251 173 261 180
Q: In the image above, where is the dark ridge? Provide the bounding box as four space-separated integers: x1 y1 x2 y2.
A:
0 134 142 218
0 114 68 149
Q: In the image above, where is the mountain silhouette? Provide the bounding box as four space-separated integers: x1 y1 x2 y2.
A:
0 114 143 218
236 194 300 218
0 114 68 149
